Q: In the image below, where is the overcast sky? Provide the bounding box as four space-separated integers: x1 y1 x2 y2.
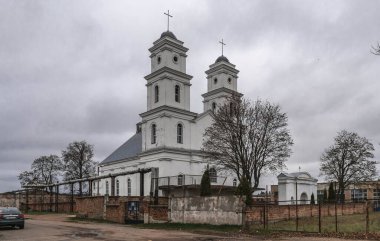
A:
1 0 379 193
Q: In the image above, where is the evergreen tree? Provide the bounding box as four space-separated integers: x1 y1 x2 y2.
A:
323 188 328 203
235 177 252 205
328 182 336 202
200 169 211 196
310 193 315 205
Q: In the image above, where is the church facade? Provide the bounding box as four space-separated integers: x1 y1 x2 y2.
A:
95 29 242 197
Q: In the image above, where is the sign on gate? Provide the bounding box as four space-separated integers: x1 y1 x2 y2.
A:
125 201 143 224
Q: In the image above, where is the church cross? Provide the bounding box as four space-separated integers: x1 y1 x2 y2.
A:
219 39 226 56
164 10 173 31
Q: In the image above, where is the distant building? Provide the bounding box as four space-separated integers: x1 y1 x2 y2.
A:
317 181 380 208
277 172 318 205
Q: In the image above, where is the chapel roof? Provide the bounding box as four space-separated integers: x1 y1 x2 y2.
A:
100 132 142 165
215 55 230 63
160 31 177 40
277 172 318 182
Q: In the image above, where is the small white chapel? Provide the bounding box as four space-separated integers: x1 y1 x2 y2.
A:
94 18 242 197
277 172 318 205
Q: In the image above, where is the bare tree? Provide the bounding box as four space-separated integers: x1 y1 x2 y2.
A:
62 140 97 195
31 155 63 186
18 170 38 187
320 130 376 201
371 43 380 55
18 155 63 190
203 96 293 198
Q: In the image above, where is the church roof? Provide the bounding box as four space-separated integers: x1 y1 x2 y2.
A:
160 31 177 40
100 132 142 165
215 55 230 63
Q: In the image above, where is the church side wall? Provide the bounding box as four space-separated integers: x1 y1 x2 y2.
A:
97 150 208 197
190 114 212 150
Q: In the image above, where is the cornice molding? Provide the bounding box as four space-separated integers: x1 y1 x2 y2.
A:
145 66 193 81
201 87 243 98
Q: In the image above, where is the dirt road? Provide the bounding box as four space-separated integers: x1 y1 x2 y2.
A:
0 214 373 241
0 214 247 241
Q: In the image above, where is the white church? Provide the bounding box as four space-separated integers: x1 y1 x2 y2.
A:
95 27 242 197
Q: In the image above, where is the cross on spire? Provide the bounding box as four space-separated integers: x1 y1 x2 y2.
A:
219 38 226 56
164 10 173 31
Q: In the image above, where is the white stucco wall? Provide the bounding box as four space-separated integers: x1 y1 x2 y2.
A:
278 173 318 205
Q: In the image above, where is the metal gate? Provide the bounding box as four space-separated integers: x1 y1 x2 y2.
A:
125 201 143 224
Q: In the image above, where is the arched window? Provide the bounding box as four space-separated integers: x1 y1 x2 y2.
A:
212 102 216 112
116 180 120 196
209 168 217 183
151 124 156 144
127 178 131 196
175 85 180 103
177 124 183 144
105 181 109 195
154 85 159 103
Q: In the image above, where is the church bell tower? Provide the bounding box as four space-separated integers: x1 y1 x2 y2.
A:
202 39 242 112
140 11 197 152
144 12 192 112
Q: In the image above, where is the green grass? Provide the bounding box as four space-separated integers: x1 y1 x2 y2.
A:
250 212 380 233
135 223 242 234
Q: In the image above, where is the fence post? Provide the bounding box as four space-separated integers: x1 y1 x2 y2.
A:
335 200 338 232
263 202 266 229
40 188 43 212
318 201 321 233
49 187 53 212
70 183 74 213
266 202 269 230
366 200 369 234
296 201 298 231
55 185 59 213
25 188 29 214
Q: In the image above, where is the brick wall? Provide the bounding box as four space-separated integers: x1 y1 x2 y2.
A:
245 202 367 223
147 205 169 223
169 196 245 225
76 196 159 224
76 196 104 219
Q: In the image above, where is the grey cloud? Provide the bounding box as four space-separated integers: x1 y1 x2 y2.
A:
1 0 380 192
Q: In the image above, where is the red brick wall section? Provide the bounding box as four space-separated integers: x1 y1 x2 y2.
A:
21 192 77 213
245 203 367 223
148 205 168 222
76 196 104 219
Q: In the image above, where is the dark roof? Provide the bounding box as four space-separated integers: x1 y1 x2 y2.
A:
101 132 142 165
160 31 177 40
215 55 230 63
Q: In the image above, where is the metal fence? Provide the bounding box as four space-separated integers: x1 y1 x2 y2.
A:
20 168 152 213
246 199 380 233
154 174 231 187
